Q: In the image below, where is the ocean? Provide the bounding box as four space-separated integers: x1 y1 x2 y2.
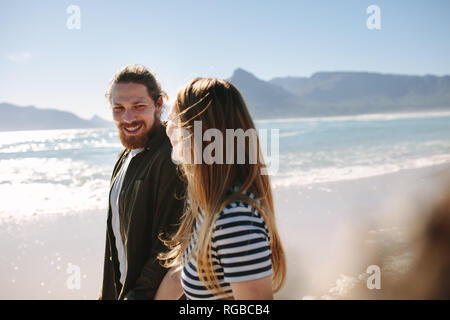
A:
1 111 450 223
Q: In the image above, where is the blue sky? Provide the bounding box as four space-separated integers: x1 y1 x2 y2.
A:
1 0 450 120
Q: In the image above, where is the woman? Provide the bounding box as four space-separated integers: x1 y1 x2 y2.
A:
155 78 286 300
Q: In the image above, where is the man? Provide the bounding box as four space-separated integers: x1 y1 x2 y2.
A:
100 65 185 300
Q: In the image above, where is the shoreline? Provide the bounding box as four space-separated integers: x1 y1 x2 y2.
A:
1 109 450 133
255 109 450 124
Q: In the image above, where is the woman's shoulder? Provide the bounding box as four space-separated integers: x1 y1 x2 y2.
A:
213 201 269 238
218 200 261 219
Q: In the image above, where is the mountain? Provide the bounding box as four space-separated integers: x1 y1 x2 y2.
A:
90 114 115 128
228 69 450 119
0 103 114 131
228 68 299 118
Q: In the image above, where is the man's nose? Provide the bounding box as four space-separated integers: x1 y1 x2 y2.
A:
123 109 136 123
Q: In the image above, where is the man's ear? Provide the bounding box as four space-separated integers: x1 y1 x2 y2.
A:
155 96 164 116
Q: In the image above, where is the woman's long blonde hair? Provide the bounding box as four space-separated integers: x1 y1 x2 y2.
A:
159 78 286 295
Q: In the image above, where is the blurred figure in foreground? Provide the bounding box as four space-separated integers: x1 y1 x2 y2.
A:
322 170 450 300
382 181 450 299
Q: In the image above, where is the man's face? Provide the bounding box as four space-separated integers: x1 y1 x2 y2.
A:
111 82 162 149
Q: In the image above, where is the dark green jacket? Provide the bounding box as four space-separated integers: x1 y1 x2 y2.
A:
101 123 185 300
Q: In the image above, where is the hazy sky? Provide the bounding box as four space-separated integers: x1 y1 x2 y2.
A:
1 0 450 120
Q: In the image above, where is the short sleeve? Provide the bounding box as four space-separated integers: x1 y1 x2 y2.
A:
212 204 272 283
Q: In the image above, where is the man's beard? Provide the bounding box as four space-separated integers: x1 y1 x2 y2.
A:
117 120 150 149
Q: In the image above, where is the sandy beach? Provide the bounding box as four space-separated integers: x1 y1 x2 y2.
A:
1 162 449 299
275 162 450 299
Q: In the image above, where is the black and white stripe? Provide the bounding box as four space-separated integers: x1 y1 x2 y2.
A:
181 200 272 300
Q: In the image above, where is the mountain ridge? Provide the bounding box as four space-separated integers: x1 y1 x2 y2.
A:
0 102 114 132
229 69 450 119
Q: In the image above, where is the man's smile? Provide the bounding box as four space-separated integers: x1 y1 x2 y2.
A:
123 124 144 135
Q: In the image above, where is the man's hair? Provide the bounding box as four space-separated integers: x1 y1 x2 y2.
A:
105 64 168 104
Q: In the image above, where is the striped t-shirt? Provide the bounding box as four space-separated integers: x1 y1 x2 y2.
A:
181 201 273 300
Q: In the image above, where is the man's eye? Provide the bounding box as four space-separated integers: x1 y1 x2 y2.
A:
135 105 146 109
114 106 124 112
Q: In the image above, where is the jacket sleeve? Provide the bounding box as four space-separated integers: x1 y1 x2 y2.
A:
125 152 185 299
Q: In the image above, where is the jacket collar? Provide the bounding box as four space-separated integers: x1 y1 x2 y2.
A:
144 121 166 151
112 121 167 189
